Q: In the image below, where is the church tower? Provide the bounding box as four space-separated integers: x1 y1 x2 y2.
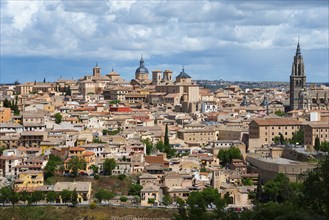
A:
93 63 101 77
290 40 306 110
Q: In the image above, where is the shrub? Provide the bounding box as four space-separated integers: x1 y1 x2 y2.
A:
118 174 126 181
89 201 97 209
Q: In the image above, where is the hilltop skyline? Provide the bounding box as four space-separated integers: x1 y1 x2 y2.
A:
0 0 328 83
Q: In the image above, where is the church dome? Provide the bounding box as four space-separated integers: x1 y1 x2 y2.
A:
135 57 149 74
176 68 191 79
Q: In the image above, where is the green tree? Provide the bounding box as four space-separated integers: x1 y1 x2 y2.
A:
275 110 286 117
217 146 242 165
95 189 108 203
30 191 44 204
301 155 329 217
174 197 187 220
128 183 143 196
148 198 155 206
155 140 165 152
320 141 329 152
0 186 11 206
120 196 128 203
164 124 169 146
201 187 221 207
223 192 233 204
290 129 304 145
162 194 172 207
103 158 116 175
71 189 78 206
273 136 280 144
67 157 86 177
279 132 285 144
19 191 30 205
242 178 254 186
54 113 62 124
314 135 321 152
2 184 20 209
164 144 176 159
0 146 6 155
105 191 115 204
251 202 312 220
3 98 10 108
263 173 293 203
186 191 207 220
60 189 71 204
89 164 99 175
109 100 120 105
141 138 154 155
46 191 57 203
118 174 126 180
155 140 176 159
44 155 63 179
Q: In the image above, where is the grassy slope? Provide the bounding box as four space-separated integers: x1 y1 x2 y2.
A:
46 175 135 196
0 206 177 220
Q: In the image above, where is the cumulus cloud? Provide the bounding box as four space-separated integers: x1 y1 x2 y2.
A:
0 0 328 82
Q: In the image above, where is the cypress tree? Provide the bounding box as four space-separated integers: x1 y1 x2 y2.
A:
3 98 9 108
314 135 320 152
164 124 169 146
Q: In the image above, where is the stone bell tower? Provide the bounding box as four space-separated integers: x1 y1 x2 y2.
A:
290 40 306 110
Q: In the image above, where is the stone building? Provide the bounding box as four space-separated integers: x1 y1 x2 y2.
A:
246 155 316 183
289 41 329 110
154 68 200 113
290 40 306 111
304 122 329 146
248 118 303 151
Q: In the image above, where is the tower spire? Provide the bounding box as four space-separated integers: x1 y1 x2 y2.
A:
296 37 301 55
140 54 144 67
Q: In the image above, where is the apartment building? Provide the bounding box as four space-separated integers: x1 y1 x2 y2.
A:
177 127 217 146
304 122 329 146
0 108 11 123
0 155 23 178
249 118 303 152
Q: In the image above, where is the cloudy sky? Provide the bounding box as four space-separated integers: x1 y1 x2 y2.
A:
0 0 328 83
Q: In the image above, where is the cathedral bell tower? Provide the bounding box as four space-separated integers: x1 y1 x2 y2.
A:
290 40 306 110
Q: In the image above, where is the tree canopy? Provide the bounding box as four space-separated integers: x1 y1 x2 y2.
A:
67 157 86 177
103 158 116 175
54 113 62 124
290 129 304 145
44 155 63 179
141 138 154 155
314 135 320 151
217 146 242 165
